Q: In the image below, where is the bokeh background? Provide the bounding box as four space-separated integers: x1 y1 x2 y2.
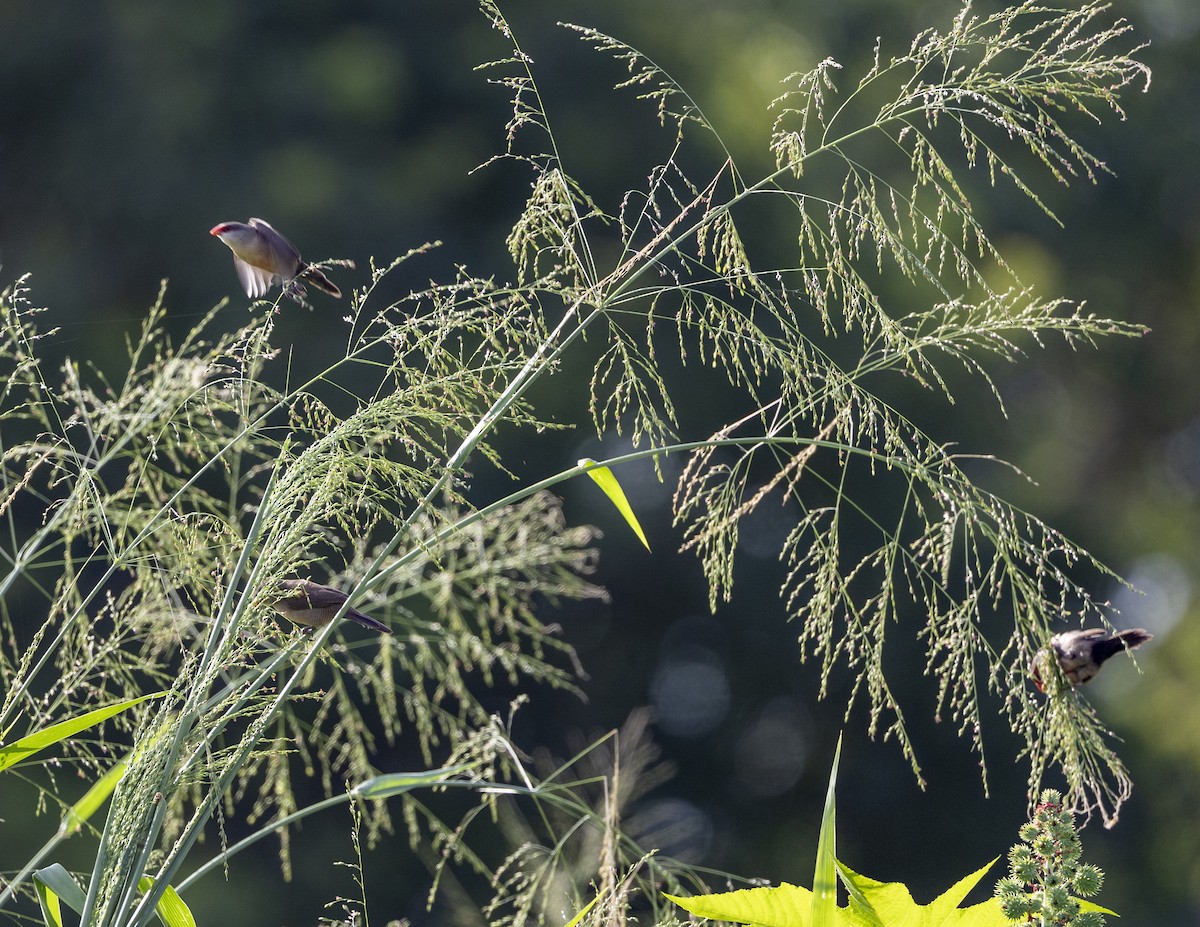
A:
3 0 1199 923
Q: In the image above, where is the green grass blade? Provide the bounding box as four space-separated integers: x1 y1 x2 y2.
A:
33 864 87 916
0 693 164 773
351 763 480 799
811 736 842 927
578 458 651 550
33 878 64 927
60 756 129 837
137 878 197 927
60 721 170 837
562 894 599 927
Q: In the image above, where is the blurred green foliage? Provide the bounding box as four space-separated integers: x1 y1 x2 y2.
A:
2 0 1198 924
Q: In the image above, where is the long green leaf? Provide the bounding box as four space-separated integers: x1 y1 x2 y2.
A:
33 864 87 916
562 894 600 927
351 763 479 799
137 878 197 927
61 756 129 837
578 458 651 550
61 723 171 837
33 877 64 927
811 736 841 927
0 693 164 773
36 867 197 927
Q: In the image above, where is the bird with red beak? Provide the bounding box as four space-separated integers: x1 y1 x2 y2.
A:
1033 627 1152 692
210 218 342 301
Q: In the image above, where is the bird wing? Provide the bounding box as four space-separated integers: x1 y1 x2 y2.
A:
233 254 276 297
295 581 349 609
300 580 391 633
1052 627 1108 660
249 218 302 272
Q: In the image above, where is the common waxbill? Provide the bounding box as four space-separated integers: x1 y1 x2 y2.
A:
1034 628 1152 691
210 218 342 300
270 579 391 634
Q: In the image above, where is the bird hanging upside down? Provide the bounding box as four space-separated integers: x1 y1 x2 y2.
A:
270 579 392 634
210 218 342 301
1033 627 1152 692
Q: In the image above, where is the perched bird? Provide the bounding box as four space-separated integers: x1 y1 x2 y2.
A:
1034 628 1152 691
270 579 391 634
210 218 342 300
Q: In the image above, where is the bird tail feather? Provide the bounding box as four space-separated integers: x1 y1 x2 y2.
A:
1095 628 1153 664
1116 628 1154 649
300 264 342 298
348 608 392 634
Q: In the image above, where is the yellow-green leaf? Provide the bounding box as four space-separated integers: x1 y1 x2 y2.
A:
33 877 64 927
562 894 600 927
60 756 129 837
578 458 650 551
667 866 1012 927
138 877 197 927
667 883 821 927
0 693 164 773
33 864 86 923
60 718 170 837
837 861 1011 926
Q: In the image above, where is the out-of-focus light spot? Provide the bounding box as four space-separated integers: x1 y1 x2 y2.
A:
734 696 812 797
1111 552 1191 638
738 498 798 560
628 796 714 863
308 28 410 125
985 234 1063 296
1163 417 1200 499
258 143 343 219
650 646 730 738
1137 0 1200 42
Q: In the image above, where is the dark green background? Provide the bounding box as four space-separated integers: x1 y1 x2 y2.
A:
2 1 1198 924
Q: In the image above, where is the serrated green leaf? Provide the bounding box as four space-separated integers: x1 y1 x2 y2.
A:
667 883 820 927
838 865 884 927
578 458 651 550
0 693 164 773
927 858 1000 918
666 858 1011 927
138 877 197 927
837 861 1010 926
